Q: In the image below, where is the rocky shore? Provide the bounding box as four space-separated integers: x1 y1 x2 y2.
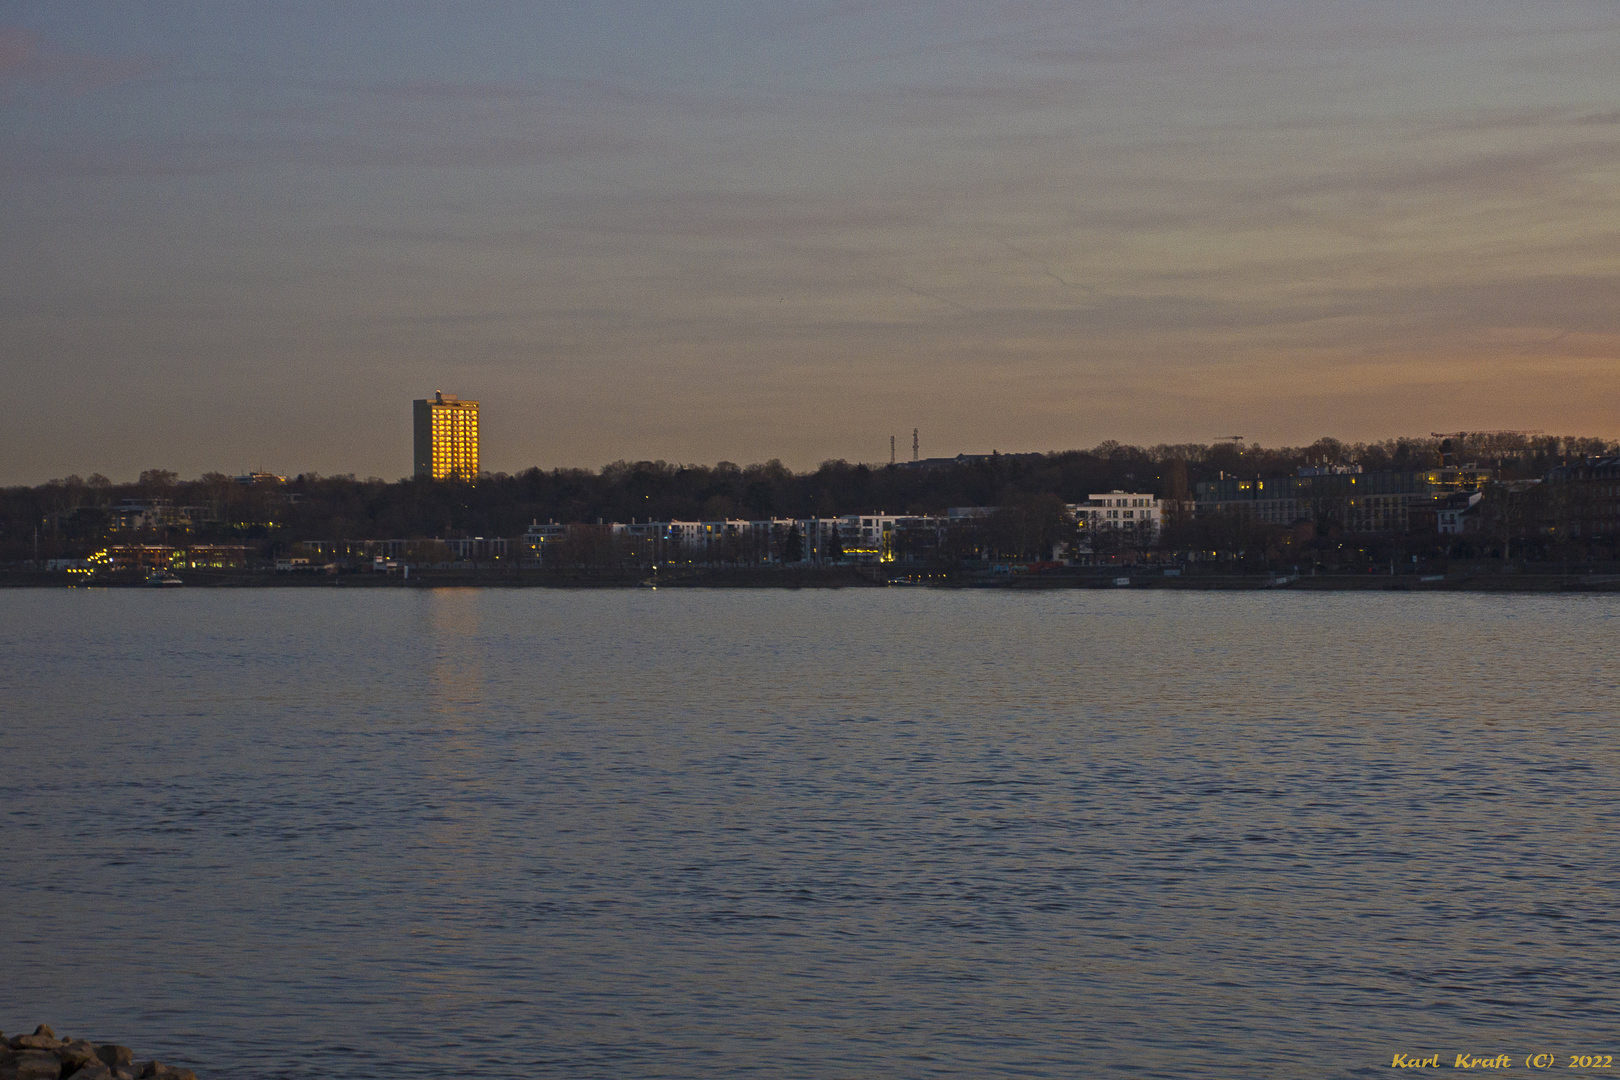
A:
1 1027 195 1080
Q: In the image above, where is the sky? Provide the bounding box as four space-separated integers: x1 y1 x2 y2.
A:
2 1 1617 483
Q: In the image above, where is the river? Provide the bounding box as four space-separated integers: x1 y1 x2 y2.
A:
3 589 1617 1077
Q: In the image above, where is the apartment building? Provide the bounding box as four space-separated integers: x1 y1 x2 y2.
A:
1070 491 1163 541
1196 465 1491 533
413 391 480 480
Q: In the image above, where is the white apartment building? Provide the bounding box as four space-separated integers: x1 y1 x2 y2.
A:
834 514 901 562
1070 491 1163 541
789 518 843 562
441 536 511 561
524 518 805 565
1437 491 1483 535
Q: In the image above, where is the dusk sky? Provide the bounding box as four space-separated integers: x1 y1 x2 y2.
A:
3 2 1617 484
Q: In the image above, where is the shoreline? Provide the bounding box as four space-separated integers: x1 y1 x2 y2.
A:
4 567 1619 592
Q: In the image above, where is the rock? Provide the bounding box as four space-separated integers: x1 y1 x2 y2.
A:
0 1029 189 1080
57 1043 100 1071
94 1049 131 1072
7 1027 59 1053
8 1034 60 1053
138 1069 194 1080
10 1050 63 1080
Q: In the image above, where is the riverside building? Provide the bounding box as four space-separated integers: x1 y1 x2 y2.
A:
413 391 480 480
1071 492 1164 542
1195 464 1492 532
1545 456 1620 540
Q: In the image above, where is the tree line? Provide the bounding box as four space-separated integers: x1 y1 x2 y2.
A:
2 434 1614 564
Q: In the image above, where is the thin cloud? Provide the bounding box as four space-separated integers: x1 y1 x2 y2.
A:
1240 139 1620 205
846 75 1089 127
580 190 933 240
0 126 638 179
0 26 155 99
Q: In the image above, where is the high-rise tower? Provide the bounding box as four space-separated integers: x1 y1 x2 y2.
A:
413 391 480 480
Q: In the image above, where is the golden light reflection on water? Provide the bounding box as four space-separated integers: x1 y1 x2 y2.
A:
423 589 486 724
414 589 502 939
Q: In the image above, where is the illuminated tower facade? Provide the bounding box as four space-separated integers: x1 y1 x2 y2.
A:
413 391 480 480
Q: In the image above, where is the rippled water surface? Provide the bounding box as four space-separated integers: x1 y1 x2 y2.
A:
3 589 1619 1078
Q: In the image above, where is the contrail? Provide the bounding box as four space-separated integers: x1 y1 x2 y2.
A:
1003 240 1105 298
901 283 975 313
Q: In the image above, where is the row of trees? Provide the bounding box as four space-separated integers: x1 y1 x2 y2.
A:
4 434 1615 565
